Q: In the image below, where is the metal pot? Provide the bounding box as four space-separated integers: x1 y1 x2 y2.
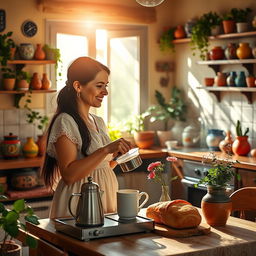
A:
115 148 142 172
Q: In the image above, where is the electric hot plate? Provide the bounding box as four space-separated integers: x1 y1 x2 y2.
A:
54 214 154 241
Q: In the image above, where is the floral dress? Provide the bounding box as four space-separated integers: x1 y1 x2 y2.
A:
46 113 118 218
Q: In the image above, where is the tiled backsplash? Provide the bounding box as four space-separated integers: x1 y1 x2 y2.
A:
0 108 46 145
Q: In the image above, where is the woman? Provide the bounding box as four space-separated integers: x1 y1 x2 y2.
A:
41 57 132 218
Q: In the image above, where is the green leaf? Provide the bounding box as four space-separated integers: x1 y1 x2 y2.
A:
26 234 38 248
5 223 19 237
0 202 6 213
5 211 19 224
25 215 40 225
13 199 25 212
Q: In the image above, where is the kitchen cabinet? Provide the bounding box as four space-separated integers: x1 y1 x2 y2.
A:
173 31 256 104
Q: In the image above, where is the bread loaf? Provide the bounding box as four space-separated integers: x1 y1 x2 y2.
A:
146 200 201 229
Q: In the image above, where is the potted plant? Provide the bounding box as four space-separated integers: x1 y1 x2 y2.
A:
231 8 252 33
146 87 187 147
232 120 250 156
0 190 39 255
191 12 222 60
196 152 240 227
16 70 31 91
0 31 16 66
159 27 175 53
1 67 16 91
132 112 155 149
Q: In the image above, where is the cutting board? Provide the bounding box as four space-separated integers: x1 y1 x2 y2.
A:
153 223 211 238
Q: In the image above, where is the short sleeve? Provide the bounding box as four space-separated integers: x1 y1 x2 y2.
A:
47 113 82 158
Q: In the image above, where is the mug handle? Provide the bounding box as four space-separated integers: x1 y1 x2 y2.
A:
138 192 149 210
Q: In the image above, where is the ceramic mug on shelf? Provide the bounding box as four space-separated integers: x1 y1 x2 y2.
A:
117 189 149 220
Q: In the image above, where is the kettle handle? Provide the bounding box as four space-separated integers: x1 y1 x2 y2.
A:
68 193 81 218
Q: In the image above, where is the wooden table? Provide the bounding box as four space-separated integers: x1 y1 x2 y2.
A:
27 210 256 256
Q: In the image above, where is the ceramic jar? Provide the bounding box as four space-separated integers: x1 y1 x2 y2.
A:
19 43 35 60
224 43 237 60
206 129 225 151
226 72 237 87
215 72 227 87
235 71 247 87
232 136 251 156
210 46 224 60
246 75 255 87
201 186 232 227
133 131 155 149
174 25 186 39
182 125 200 147
30 72 42 90
184 18 197 37
1 133 21 159
219 130 233 155
236 43 252 59
34 43 46 60
23 137 39 158
236 22 249 33
11 168 38 190
41 73 51 90
16 79 29 91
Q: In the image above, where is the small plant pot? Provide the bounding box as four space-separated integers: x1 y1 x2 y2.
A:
222 20 236 34
211 25 221 36
246 76 255 87
134 131 155 149
236 22 249 33
16 79 29 91
3 78 16 90
204 77 215 86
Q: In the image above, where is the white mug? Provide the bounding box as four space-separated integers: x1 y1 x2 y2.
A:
117 189 149 220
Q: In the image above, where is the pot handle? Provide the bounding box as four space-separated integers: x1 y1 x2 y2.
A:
68 193 81 218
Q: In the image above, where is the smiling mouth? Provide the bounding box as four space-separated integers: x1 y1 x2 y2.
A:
96 97 103 102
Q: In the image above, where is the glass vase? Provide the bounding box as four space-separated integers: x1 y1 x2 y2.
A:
159 185 171 202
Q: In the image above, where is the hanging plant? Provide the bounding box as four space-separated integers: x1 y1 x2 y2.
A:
159 27 175 53
191 12 222 60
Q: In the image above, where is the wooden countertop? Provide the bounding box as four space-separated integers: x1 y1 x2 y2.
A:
27 209 256 256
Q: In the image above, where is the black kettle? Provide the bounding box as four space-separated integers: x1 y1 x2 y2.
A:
68 176 104 227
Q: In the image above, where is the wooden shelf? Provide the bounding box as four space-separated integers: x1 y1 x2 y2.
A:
197 59 256 65
0 89 56 94
7 60 56 65
173 31 256 44
0 157 43 170
197 86 256 104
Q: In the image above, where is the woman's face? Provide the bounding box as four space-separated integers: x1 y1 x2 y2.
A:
79 70 109 108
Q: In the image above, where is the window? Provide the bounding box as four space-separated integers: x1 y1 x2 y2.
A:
46 21 148 125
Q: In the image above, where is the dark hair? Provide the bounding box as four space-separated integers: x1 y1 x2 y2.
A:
41 57 110 189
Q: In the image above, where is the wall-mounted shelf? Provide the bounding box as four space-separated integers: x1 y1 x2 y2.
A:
197 59 256 74
7 60 56 65
197 86 256 104
173 31 256 44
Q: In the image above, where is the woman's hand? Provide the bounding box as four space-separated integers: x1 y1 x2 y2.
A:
104 138 133 156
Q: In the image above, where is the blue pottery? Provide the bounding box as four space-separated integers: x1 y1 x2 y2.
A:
235 71 247 87
206 129 225 151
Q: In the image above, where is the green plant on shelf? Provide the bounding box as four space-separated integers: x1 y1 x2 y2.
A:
16 70 31 83
0 31 16 66
230 7 252 23
1 67 16 79
159 27 175 52
235 120 249 136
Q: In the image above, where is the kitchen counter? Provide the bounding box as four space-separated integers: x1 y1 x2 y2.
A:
26 209 256 256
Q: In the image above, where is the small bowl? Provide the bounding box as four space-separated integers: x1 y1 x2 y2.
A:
165 140 178 150
204 77 215 86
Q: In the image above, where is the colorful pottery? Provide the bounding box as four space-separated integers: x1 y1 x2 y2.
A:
11 168 38 190
219 130 233 155
34 43 46 60
30 72 42 90
235 71 247 87
210 46 224 60
246 76 255 87
201 186 232 227
19 43 34 60
236 43 252 59
232 136 251 156
41 73 51 90
1 133 21 159
215 72 227 87
206 129 225 151
204 77 214 86
174 25 186 39
226 72 237 87
224 43 237 60
22 137 39 158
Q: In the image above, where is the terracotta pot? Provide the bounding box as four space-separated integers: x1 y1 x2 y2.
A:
201 186 232 227
215 72 227 87
134 131 155 149
0 241 22 256
10 47 16 60
232 136 251 156
209 46 224 60
222 20 236 34
236 43 252 59
36 134 47 156
30 72 42 90
34 43 46 60
22 137 39 158
224 43 238 60
16 79 29 91
246 76 256 87
204 77 214 86
174 25 186 39
41 73 51 90
3 78 15 91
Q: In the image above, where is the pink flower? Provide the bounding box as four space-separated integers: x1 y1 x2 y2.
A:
166 156 177 162
147 161 162 171
147 171 156 179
